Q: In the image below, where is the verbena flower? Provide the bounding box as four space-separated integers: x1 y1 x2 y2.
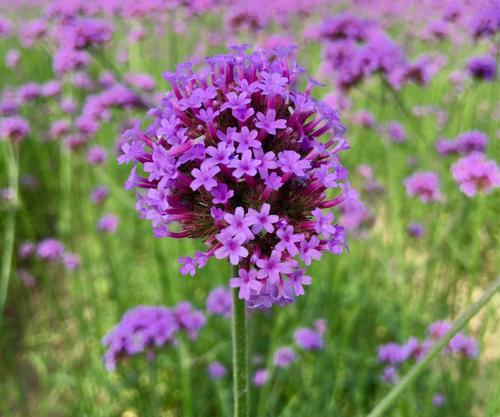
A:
208 361 227 380
407 222 425 238
87 145 108 166
378 319 479 383
102 303 206 371
467 55 497 82
451 153 500 197
432 393 446 407
469 2 500 40
98 214 119 234
119 46 351 308
62 253 81 270
90 186 110 205
385 122 406 143
294 327 324 350
0 116 30 142
252 368 269 386
206 286 233 317
404 171 444 203
273 346 296 368
436 130 488 156
36 238 65 261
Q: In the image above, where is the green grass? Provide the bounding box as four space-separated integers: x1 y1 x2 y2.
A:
1 13 499 417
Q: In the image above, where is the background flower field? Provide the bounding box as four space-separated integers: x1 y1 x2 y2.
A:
0 1 499 416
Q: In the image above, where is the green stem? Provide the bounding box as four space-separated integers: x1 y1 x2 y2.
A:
179 339 193 417
0 141 19 330
232 280 249 417
366 277 500 417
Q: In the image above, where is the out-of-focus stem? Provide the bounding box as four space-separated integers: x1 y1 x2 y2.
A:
366 276 500 417
58 142 71 238
179 339 193 417
168 12 178 70
232 272 249 417
0 142 19 329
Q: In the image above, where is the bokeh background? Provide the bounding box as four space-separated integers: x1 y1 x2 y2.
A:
0 0 499 416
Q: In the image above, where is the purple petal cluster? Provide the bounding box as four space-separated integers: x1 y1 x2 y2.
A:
436 130 488 156
19 238 80 272
102 303 206 371
404 171 444 203
207 361 227 380
206 286 233 318
378 319 479 384
451 153 500 197
294 327 324 350
119 46 351 308
467 55 497 82
0 116 30 142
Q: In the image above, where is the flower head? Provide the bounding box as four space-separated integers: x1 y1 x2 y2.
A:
404 172 443 203
102 303 205 371
451 153 500 197
467 55 497 82
273 347 296 368
294 327 324 350
119 46 351 308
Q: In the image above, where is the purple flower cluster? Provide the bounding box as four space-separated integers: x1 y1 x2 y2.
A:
98 214 119 234
18 238 80 271
206 286 233 317
102 302 206 371
294 319 326 350
252 318 326 387
378 319 479 383
207 361 227 380
467 55 497 82
0 116 30 142
119 46 351 308
404 171 444 203
436 130 488 156
451 153 500 197
319 14 441 91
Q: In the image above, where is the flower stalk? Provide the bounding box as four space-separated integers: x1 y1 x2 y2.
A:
232 269 249 417
0 141 19 329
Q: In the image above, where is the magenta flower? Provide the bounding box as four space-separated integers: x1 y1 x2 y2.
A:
294 327 324 350
36 238 64 261
273 347 296 368
228 150 260 178
215 230 249 265
86 145 108 165
0 116 30 142
247 203 279 234
277 151 311 177
467 54 497 82
224 207 254 240
428 320 452 339
252 369 269 386
119 46 351 308
190 162 220 192
404 171 444 203
102 303 205 371
449 333 479 358
234 127 260 153
256 250 294 284
230 268 263 300
255 109 287 135
98 214 119 234
208 362 227 380
451 153 500 197
206 287 232 317
275 225 303 257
